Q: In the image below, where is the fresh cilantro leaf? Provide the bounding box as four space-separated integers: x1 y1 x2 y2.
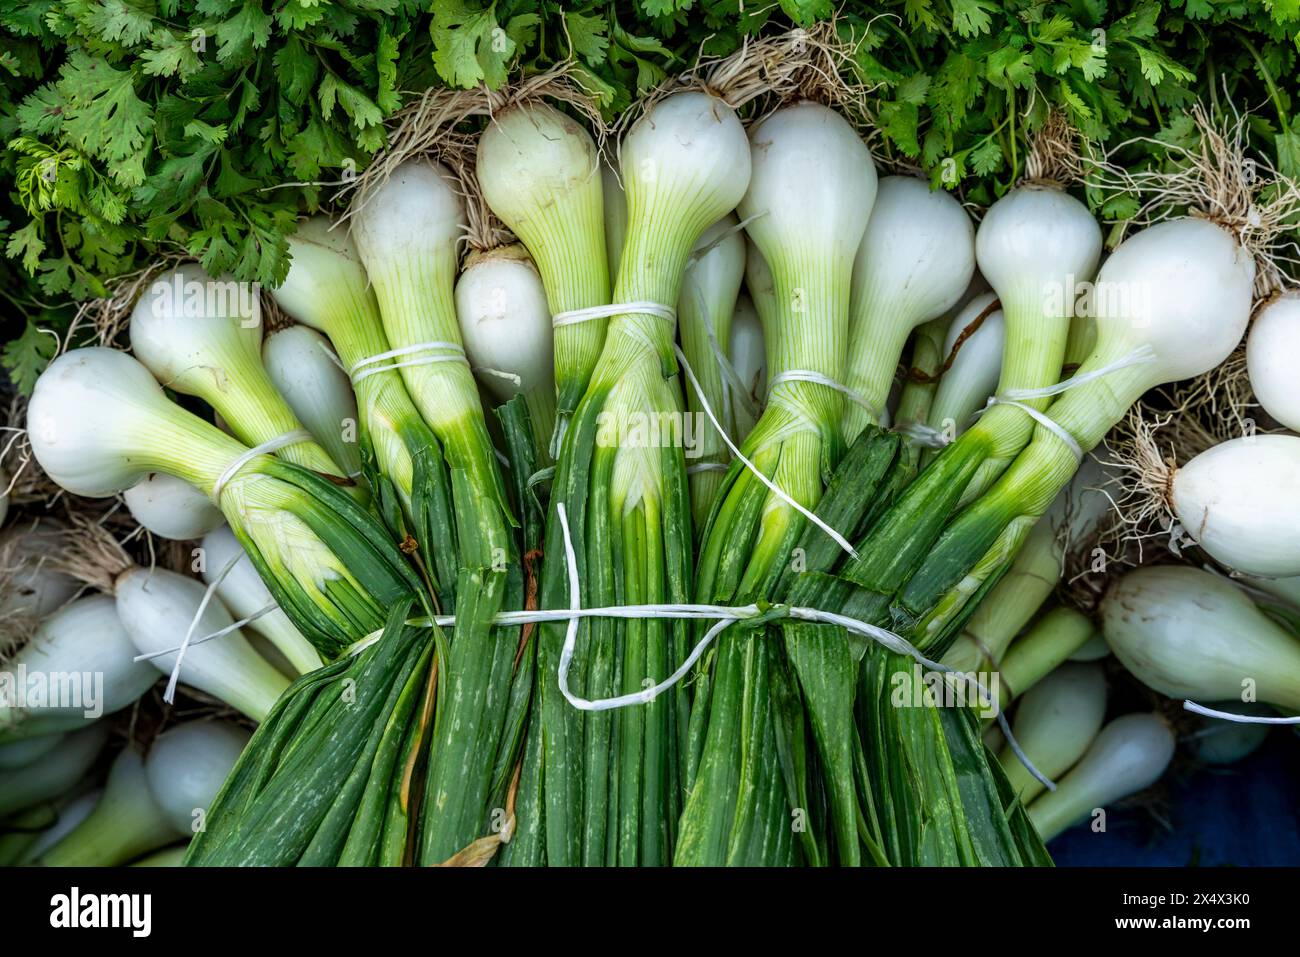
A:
565 10 610 64
55 51 154 187
141 28 204 79
2 320 58 395
430 0 518 89
952 0 996 36
82 0 156 46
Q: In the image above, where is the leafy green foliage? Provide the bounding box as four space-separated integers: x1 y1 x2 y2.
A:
2 320 59 395
1 0 1298 394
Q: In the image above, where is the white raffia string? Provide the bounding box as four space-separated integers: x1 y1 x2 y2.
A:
340 502 1055 790
675 344 860 560
769 369 882 421
552 301 676 328
134 601 278 662
893 419 951 449
1003 344 1157 402
154 552 240 705
976 345 1159 464
210 430 315 505
981 397 1084 462
684 282 762 425
685 210 767 267
349 341 469 384
1183 701 1300 725
474 366 523 387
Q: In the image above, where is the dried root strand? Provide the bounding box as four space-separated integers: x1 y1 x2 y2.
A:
1085 101 1300 296
1021 109 1088 188
1096 407 1178 566
638 18 876 131
68 257 184 350
49 508 134 594
259 288 295 333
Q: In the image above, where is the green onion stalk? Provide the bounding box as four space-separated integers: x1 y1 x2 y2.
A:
676 102 877 867
676 215 747 528
818 218 1252 862
477 101 611 452
941 458 1109 676
520 90 752 868
893 216 1256 656
128 264 357 494
272 216 460 597
27 348 422 661
186 394 543 867
351 160 526 863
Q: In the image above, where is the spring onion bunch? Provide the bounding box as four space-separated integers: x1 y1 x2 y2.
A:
28 348 422 661
679 101 877 866
188 393 541 868
871 215 1254 655
517 90 751 868
129 265 350 485
352 160 528 863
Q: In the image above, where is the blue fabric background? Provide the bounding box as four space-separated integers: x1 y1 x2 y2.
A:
1049 733 1300 866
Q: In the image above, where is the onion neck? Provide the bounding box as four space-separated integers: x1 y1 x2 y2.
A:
843 281 916 442
961 282 1072 496
195 365 345 482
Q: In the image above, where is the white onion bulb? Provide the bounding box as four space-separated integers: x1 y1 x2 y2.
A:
123 473 224 541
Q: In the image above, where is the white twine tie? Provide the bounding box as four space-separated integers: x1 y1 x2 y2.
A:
552 301 677 328
975 346 1158 464
769 369 881 422
349 341 469 384
341 502 1056 791
210 429 315 505
1182 701 1300 725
